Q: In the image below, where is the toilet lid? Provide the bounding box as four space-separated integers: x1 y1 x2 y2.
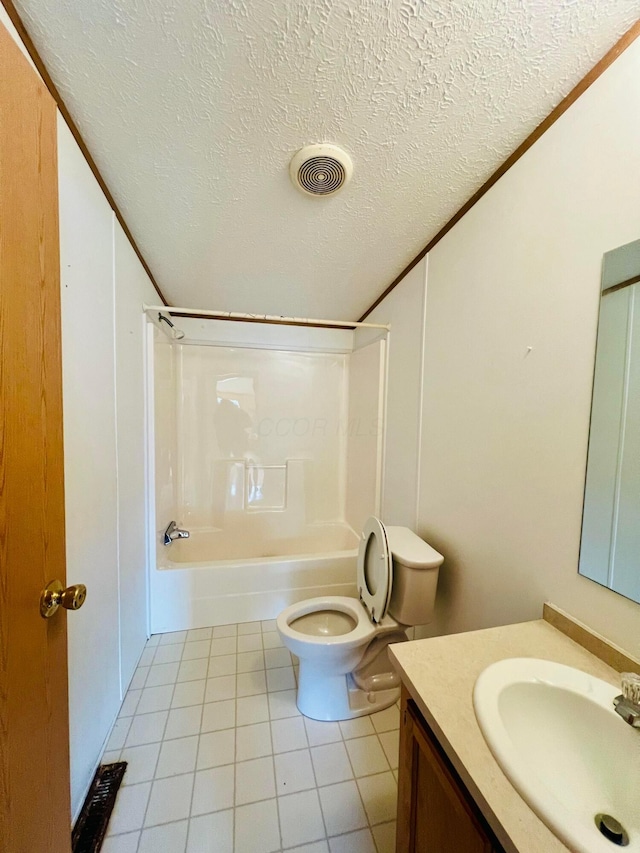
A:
357 517 392 624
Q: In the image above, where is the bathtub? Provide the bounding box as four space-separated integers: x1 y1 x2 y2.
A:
150 522 359 633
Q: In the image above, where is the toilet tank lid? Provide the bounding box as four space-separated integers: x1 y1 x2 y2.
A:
385 526 444 569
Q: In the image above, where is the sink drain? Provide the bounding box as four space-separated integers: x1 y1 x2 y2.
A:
595 814 629 846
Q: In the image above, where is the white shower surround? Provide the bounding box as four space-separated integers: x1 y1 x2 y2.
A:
149 319 385 632
13 0 640 319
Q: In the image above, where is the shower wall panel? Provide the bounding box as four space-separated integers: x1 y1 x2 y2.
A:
173 345 349 541
345 339 385 532
154 330 178 555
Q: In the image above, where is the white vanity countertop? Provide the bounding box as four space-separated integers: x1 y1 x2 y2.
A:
389 619 623 853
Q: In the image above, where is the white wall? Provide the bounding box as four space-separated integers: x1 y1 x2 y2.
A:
407 38 640 654
0 6 36 69
58 117 157 816
115 223 159 686
59 118 120 819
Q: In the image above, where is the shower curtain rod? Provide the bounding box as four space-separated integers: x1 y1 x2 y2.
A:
143 304 390 331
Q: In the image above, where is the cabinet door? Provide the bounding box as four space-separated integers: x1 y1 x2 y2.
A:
397 688 499 853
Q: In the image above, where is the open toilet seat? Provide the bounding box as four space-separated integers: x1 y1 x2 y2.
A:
357 515 392 624
279 517 395 651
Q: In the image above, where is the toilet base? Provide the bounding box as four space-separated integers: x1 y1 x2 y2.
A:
296 665 399 721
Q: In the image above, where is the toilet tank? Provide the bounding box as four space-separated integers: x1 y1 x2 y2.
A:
385 526 444 626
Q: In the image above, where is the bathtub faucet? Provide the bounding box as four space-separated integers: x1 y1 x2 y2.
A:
163 520 190 546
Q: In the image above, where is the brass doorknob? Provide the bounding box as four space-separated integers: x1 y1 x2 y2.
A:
40 580 87 619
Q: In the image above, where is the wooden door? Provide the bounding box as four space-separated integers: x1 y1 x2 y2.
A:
0 18 72 853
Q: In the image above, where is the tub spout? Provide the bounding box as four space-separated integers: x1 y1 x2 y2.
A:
163 520 190 546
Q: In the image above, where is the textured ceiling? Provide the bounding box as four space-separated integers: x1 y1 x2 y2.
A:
13 0 640 318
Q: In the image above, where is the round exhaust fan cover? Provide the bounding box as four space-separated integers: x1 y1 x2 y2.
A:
290 144 353 197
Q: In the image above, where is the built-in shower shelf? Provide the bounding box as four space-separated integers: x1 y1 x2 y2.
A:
212 458 309 516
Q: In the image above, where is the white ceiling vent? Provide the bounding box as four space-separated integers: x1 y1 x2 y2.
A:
290 144 353 197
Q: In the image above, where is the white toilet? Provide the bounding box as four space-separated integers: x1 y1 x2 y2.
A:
277 516 444 721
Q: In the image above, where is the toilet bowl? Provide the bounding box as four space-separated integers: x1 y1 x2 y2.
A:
277 517 443 721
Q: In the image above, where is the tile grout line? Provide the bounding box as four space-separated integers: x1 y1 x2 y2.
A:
181 633 213 852
135 641 182 848
305 719 331 848
269 727 284 852
232 630 238 852
185 728 200 853
339 723 380 839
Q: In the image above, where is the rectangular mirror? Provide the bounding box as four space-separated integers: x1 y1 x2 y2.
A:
579 238 640 602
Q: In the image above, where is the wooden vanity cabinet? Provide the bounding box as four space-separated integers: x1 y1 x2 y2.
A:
396 686 505 853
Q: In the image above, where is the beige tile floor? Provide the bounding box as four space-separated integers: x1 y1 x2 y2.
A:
101 621 399 853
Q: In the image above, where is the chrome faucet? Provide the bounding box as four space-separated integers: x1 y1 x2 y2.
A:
613 672 640 728
163 520 190 546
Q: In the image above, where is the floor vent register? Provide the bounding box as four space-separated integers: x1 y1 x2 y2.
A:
71 762 127 853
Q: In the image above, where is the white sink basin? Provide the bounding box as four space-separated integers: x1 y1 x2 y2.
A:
473 658 640 852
